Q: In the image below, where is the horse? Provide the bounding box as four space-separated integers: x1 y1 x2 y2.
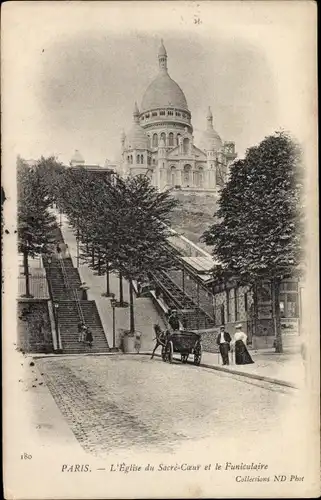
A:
151 324 167 360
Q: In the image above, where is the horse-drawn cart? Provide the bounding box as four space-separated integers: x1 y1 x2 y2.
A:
161 330 202 366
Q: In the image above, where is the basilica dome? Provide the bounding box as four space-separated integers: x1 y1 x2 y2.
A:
70 149 85 165
141 40 189 113
141 72 188 112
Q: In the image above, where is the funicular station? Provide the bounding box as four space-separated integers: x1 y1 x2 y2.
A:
145 227 302 353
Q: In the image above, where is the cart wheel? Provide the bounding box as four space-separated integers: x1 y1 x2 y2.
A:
165 341 173 363
194 342 202 366
181 354 188 363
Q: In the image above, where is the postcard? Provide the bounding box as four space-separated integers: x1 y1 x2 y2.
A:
2 1 319 498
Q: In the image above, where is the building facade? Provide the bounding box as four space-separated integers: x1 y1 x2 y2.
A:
121 41 237 192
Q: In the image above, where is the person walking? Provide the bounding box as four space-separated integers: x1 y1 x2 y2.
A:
168 309 180 331
151 324 164 359
216 326 232 365
231 324 254 365
78 322 84 343
79 282 88 300
134 331 142 354
85 327 93 349
56 242 62 259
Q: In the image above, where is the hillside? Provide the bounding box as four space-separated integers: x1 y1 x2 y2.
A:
169 192 217 251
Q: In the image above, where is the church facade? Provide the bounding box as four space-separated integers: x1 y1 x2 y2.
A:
121 41 237 192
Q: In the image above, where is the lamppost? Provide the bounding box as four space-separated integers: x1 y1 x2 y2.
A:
54 302 59 337
110 293 117 350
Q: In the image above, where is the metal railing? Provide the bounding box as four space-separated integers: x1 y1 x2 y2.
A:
59 255 86 325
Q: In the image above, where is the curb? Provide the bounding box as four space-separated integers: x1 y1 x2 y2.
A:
199 362 298 390
152 353 298 390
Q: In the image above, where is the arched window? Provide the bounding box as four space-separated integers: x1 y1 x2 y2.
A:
141 154 144 164
170 166 176 186
147 135 151 148
183 164 191 186
183 138 189 154
127 155 130 162
160 132 166 145
177 133 181 146
137 155 140 164
168 133 174 147
130 155 133 164
147 156 151 166
152 134 158 147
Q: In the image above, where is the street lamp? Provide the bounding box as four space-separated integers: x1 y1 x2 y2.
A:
110 293 117 350
54 302 59 333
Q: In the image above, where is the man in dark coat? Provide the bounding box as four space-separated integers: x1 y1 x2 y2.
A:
216 326 231 365
168 309 180 331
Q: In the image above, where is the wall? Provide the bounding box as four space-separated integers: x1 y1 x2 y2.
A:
17 300 53 353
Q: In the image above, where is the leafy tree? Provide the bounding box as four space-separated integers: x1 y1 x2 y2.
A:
17 158 57 297
107 175 179 333
202 132 304 352
55 168 179 334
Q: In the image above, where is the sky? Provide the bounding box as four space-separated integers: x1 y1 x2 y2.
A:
2 1 316 167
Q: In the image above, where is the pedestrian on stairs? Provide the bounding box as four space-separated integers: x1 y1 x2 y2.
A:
85 328 93 349
79 282 88 300
56 243 62 258
78 322 86 343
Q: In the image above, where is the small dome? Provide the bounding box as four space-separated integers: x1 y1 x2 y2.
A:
200 129 223 152
200 107 223 151
126 102 149 150
71 149 85 164
126 124 148 150
141 72 188 112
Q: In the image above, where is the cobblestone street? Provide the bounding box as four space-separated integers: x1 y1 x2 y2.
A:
35 354 300 459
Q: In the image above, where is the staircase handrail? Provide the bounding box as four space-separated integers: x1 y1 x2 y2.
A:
151 270 189 311
154 269 215 323
43 255 63 351
59 256 86 325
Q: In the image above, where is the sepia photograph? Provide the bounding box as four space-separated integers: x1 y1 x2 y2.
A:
2 1 319 498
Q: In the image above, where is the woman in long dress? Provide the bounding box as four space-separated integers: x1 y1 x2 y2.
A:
232 324 254 365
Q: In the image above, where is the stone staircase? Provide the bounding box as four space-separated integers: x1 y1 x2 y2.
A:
56 300 109 354
43 244 110 354
152 269 215 330
44 255 83 301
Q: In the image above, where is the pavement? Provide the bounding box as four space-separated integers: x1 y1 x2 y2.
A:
32 354 302 458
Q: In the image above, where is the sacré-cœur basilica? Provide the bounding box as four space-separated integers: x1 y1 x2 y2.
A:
120 40 237 192
71 40 237 193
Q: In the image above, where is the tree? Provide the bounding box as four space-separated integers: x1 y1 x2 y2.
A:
107 175 179 333
55 168 179 334
202 132 304 352
17 158 57 297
